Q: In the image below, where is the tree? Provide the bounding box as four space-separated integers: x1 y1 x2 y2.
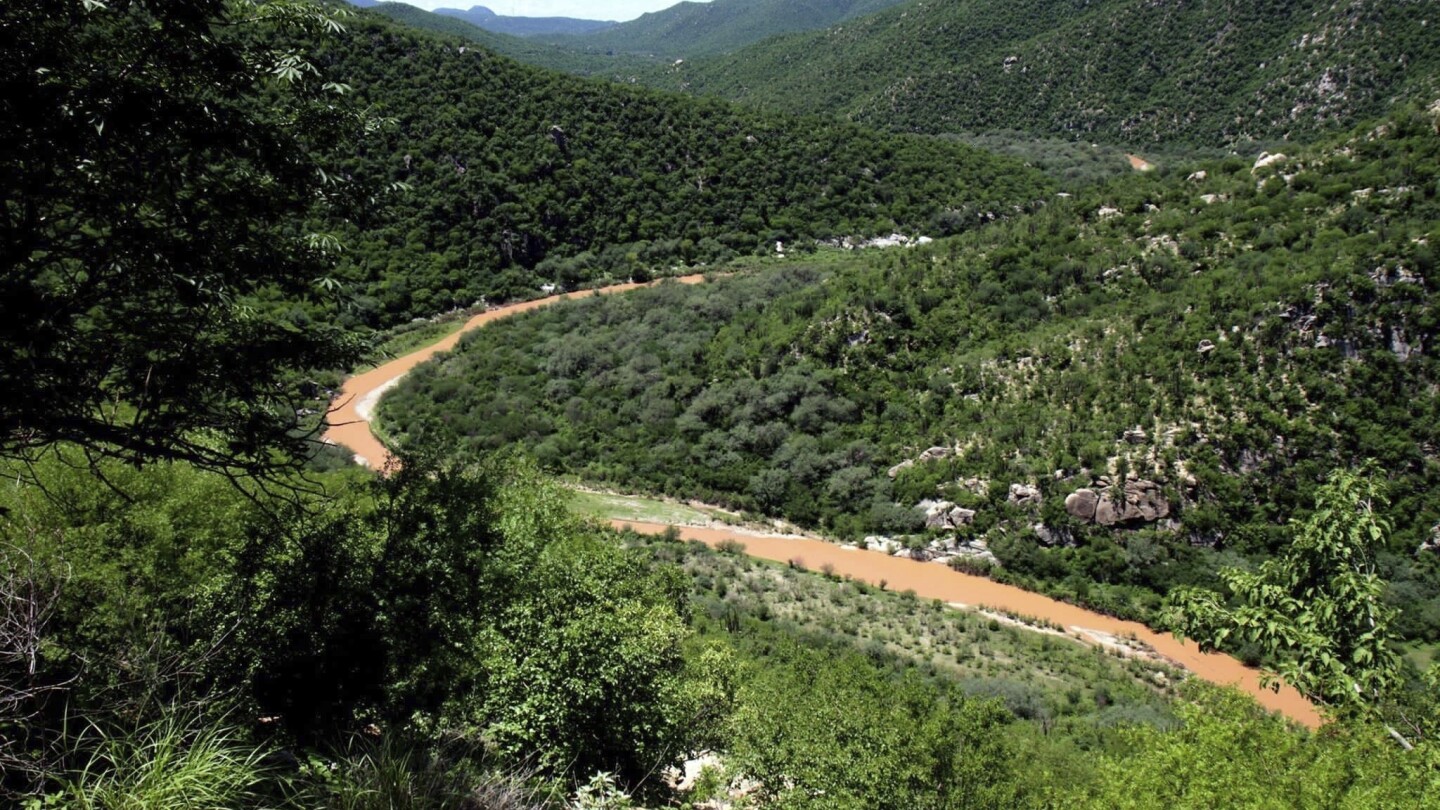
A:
1164 467 1403 719
0 0 364 478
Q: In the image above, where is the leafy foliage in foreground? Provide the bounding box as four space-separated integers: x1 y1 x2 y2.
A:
653 0 1440 147
382 108 1440 634
1061 684 1439 809
1168 468 1403 715
0 0 364 475
1 452 699 793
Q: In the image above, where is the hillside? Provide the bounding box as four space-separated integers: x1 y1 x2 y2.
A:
380 106 1440 640
434 5 616 37
7 0 1440 805
357 2 652 76
316 10 1052 328
655 0 1440 147
536 0 909 58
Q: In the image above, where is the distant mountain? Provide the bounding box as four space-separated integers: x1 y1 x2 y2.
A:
433 5 617 38
536 0 909 58
357 2 652 77
655 0 1440 147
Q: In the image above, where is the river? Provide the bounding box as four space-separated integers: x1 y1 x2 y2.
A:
325 276 1322 729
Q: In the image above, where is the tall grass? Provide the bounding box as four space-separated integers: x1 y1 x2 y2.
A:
53 713 267 809
296 737 554 810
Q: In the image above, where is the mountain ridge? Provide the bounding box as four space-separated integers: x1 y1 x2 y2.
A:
535 0 910 58
652 0 1440 147
433 4 618 37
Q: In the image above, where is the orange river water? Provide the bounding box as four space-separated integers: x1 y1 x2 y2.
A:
325 276 1323 729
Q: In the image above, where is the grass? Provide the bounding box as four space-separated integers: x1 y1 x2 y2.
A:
569 488 721 526
358 317 470 372
1404 641 1439 673
629 531 1182 724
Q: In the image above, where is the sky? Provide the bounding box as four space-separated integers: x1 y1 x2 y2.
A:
402 1 691 22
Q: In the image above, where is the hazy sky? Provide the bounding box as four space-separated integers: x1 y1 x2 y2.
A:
402 1 690 22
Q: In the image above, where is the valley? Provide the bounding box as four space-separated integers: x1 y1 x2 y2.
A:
5 0 1439 805
326 268 1321 725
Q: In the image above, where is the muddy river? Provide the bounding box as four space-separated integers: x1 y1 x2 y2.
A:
326 276 1322 729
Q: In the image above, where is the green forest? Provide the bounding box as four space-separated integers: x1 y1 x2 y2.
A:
649 0 1440 148
3 0 1439 806
533 0 911 59
382 106 1440 637
311 10 1049 328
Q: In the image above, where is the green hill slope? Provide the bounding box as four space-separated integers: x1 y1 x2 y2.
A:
434 5 616 38
537 0 909 58
381 106 1440 636
657 0 1440 147
315 12 1051 327
359 2 651 76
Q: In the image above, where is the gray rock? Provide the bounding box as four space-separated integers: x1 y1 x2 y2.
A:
922 500 956 530
918 446 952 462
1064 489 1099 521
887 459 915 478
1197 339 1217 355
1094 496 1123 526
1099 480 1171 526
948 507 977 526
1008 483 1042 507
1032 523 1075 548
1123 428 1148 444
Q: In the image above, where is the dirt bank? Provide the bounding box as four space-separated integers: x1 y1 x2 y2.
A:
325 273 1323 730
1127 153 1156 171
616 521 1322 728
324 275 707 469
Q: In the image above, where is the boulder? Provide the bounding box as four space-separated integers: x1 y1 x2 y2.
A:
921 500 975 530
1125 480 1170 522
887 459 915 478
918 446 952 462
1187 170 1208 182
957 477 990 495
1123 427 1148 444
948 506 977 526
1197 339 1217 355
1253 152 1288 171
1008 483 1042 507
1070 481 1170 526
922 500 956 530
1094 497 1123 526
1064 489 1099 521
1032 523 1076 548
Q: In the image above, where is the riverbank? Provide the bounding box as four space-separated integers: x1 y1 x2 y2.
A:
325 275 1323 729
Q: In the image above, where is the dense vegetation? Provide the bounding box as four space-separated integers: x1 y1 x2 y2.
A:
315 9 1050 328
651 0 1440 148
358 2 655 77
5 0 1440 806
535 0 909 59
383 106 1440 636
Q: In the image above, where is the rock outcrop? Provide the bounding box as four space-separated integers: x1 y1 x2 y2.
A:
1064 489 1100 521
920 499 976 530
1065 481 1170 527
1007 483 1042 507
1032 523 1076 548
